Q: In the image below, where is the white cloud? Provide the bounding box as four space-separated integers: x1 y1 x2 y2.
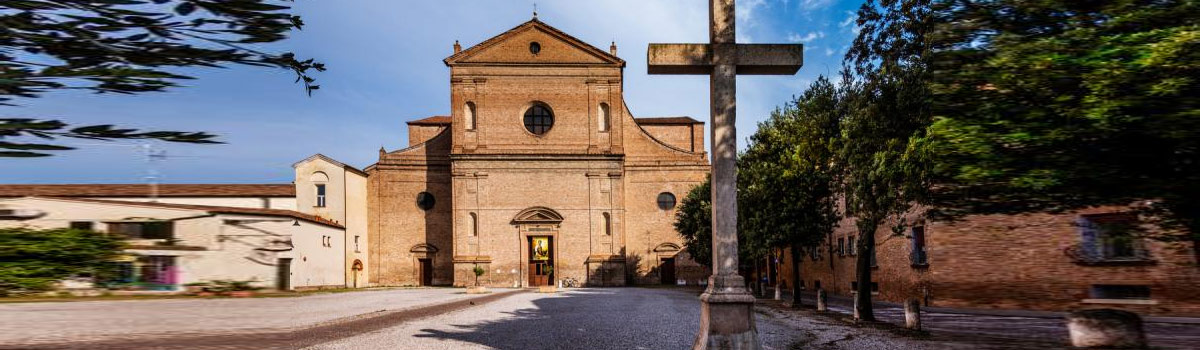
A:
800 0 835 10
839 10 861 34
825 47 835 56
787 31 825 43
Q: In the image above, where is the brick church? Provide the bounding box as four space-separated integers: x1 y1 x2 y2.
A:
294 18 712 288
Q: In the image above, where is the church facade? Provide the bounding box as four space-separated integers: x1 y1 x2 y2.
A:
324 19 711 287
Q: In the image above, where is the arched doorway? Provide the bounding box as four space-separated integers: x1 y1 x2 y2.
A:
351 259 363 288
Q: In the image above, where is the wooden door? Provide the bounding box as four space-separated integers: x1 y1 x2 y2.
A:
419 258 433 286
660 257 676 285
529 262 551 286
276 258 292 290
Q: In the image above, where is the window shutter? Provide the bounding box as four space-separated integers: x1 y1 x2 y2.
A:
1077 217 1100 258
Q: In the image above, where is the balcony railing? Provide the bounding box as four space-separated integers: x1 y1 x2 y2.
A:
1064 243 1154 265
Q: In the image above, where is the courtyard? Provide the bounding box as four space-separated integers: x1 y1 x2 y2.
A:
1 287 1196 350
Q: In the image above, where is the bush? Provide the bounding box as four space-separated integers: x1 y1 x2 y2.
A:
0 227 124 296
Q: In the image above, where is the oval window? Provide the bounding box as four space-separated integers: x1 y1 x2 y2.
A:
523 104 554 135
529 42 541 55
657 192 677 210
416 192 435 210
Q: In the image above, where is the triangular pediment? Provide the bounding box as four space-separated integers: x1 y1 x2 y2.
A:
512 206 565 223
445 19 624 67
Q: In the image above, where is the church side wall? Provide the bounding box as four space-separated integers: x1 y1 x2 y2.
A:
368 166 453 286
623 167 710 285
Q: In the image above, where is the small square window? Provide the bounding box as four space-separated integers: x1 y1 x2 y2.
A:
70 221 94 231
1090 285 1150 300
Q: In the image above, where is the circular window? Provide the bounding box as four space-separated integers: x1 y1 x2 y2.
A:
523 104 554 135
529 42 541 55
416 192 435 210
657 192 677 210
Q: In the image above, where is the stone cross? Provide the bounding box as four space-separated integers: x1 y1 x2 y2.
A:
647 1 803 349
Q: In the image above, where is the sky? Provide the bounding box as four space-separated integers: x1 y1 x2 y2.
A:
2 0 862 184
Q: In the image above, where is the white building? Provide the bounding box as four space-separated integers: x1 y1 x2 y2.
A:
0 196 345 291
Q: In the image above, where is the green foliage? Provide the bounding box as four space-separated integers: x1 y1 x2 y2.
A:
1 0 324 157
0 227 125 295
675 179 713 267
740 76 844 258
840 0 933 321
473 265 486 277
925 0 1200 246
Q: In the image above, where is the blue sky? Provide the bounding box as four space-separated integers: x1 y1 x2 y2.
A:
2 0 861 184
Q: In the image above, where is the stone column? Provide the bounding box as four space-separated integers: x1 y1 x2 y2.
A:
816 289 827 312
1066 309 1148 348
904 299 921 330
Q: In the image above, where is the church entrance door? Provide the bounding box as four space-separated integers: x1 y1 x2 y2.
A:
528 236 553 286
418 258 433 286
660 257 676 285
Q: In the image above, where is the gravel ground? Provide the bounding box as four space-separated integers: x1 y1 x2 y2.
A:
796 292 1200 349
305 287 805 350
0 288 474 345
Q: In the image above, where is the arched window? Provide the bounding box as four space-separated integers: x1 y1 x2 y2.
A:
311 172 329 208
598 103 610 132
523 103 554 135
464 102 477 131
603 212 612 235
468 212 478 236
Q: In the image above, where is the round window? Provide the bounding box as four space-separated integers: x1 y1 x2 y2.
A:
416 192 435 210
529 42 541 55
657 192 677 210
523 104 554 135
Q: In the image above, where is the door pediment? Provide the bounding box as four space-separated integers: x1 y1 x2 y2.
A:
512 206 564 224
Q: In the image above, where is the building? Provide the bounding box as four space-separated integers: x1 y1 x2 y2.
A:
0 196 345 291
757 207 1200 316
0 184 296 210
297 18 713 288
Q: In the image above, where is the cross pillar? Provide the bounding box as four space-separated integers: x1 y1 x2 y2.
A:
648 1 803 349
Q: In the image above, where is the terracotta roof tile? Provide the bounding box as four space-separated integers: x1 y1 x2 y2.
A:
406 116 452 125
635 117 703 125
0 184 294 198
37 197 344 229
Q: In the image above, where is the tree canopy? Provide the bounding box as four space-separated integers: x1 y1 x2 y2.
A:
924 0 1200 249
1 0 324 157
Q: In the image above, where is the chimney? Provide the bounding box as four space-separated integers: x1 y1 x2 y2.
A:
453 40 462 54
609 41 617 56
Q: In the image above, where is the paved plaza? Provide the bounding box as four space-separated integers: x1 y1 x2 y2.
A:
0 288 1197 350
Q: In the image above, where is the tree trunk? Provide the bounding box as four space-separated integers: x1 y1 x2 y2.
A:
774 250 782 300
790 245 802 308
854 225 876 321
753 258 762 297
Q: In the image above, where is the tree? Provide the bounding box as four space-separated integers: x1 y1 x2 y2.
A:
675 179 713 269
739 76 843 306
841 0 932 321
1 0 324 157
924 0 1200 258
0 227 125 295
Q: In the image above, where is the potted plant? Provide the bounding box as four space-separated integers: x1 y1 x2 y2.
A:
467 265 488 294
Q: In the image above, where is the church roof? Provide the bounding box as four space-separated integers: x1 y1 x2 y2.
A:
444 18 625 67
406 116 452 126
635 117 703 125
0 184 294 198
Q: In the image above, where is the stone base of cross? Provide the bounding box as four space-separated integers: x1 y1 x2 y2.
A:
647 1 803 349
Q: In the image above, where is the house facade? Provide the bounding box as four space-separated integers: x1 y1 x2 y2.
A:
0 197 345 291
